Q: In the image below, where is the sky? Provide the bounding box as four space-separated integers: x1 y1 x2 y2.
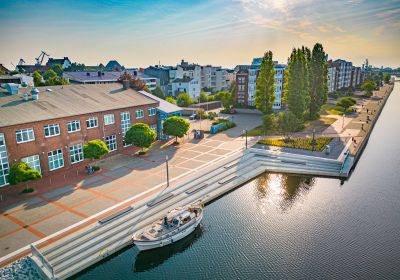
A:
0 0 399 69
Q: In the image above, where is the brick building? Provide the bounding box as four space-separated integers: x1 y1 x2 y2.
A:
0 83 159 187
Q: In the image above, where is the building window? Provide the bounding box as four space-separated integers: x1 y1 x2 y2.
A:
104 114 115 125
135 109 144 119
70 143 84 164
0 134 10 187
121 112 131 147
48 149 64 171
44 124 60 138
86 117 98 129
67 120 81 133
238 85 245 91
105 135 117 152
16 128 35 143
148 108 157 116
21 155 41 173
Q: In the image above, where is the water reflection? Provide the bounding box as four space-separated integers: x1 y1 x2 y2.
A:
133 225 204 272
255 173 315 211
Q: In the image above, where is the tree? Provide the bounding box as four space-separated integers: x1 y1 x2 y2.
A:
361 80 376 96
308 43 328 119
65 62 85 71
124 123 156 153
255 51 275 133
152 86 164 99
283 48 310 127
276 111 298 140
336 97 356 110
118 73 147 91
0 70 5 75
221 91 234 109
45 76 69 86
8 162 41 186
33 71 44 87
383 74 391 84
52 64 63 77
162 116 190 143
83 140 109 161
199 92 208 103
176 93 193 107
165 97 177 105
43 69 57 80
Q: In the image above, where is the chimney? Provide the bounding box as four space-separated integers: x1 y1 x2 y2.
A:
123 80 130 90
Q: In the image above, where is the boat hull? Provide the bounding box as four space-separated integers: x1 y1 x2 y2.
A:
134 213 203 251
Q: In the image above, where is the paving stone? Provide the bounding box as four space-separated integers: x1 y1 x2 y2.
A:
0 229 41 257
73 197 118 216
12 202 64 225
0 216 20 236
31 211 84 236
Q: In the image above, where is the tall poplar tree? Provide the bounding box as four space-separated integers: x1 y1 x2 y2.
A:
309 43 328 119
255 51 275 133
283 48 310 127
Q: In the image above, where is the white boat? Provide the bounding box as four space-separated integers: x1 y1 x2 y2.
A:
132 202 204 251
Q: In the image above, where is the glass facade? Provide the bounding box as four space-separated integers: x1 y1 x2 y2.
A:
21 155 41 174
0 134 10 187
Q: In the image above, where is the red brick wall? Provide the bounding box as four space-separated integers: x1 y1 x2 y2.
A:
236 69 249 105
0 103 158 177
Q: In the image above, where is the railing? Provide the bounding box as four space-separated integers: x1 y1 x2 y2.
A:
340 150 350 174
31 244 55 279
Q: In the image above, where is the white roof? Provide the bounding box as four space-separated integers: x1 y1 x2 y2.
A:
139 90 182 114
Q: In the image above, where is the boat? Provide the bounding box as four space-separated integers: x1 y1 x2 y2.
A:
132 202 204 251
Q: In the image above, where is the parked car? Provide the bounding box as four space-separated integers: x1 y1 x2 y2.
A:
189 114 197 120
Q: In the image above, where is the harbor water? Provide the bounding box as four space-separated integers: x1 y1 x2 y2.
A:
73 83 400 280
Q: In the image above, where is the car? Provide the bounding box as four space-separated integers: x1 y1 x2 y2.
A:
189 114 197 120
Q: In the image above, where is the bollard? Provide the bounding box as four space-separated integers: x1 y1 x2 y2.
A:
49 178 52 185
64 174 66 180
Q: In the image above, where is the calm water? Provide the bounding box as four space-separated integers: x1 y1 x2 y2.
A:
74 83 400 280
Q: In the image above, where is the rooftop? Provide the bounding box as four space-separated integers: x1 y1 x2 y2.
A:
0 84 158 128
138 90 182 114
64 71 123 82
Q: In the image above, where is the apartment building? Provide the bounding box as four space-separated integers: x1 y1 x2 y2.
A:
328 59 364 93
144 66 170 95
0 83 159 186
201 65 228 92
171 77 201 99
234 58 286 109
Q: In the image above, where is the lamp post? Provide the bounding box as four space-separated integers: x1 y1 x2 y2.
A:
342 113 345 129
312 128 316 152
243 129 248 149
166 155 170 188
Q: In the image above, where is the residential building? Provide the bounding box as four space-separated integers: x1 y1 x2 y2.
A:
201 66 228 92
328 59 363 93
234 58 286 109
46 57 72 69
351 66 362 88
15 65 50 73
125 69 159 91
328 62 339 93
171 77 201 99
333 59 353 88
179 60 201 83
63 71 123 84
144 66 170 95
0 83 159 187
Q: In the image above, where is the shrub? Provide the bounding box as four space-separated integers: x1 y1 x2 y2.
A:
124 123 156 152
83 140 109 160
258 137 333 152
163 116 190 143
8 162 41 185
22 187 35 194
336 97 356 110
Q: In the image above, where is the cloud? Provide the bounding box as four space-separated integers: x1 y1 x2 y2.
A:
373 25 385 36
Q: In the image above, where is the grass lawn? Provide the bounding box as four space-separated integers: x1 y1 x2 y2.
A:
320 103 345 115
258 137 333 151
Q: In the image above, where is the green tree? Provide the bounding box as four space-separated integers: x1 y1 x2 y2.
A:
33 71 43 87
336 97 356 110
221 91 234 109
308 43 328 119
0 70 5 75
165 96 177 105
43 69 57 80
83 140 109 160
152 86 164 99
162 116 190 143
8 162 41 186
383 74 391 84
361 80 376 96
176 92 193 107
276 111 298 140
52 64 63 77
45 76 69 86
124 123 156 153
283 48 310 127
199 92 208 103
255 51 275 133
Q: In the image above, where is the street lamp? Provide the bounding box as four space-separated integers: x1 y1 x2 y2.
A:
243 129 248 149
312 128 316 152
166 155 170 188
342 113 345 129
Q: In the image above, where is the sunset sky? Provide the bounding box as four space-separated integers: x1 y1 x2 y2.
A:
0 0 399 69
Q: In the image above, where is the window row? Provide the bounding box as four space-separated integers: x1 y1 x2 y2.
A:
15 109 157 144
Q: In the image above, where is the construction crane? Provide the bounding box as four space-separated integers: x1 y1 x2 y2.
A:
35 51 49 66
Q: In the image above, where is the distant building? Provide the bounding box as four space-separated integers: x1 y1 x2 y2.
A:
144 66 170 95
171 77 201 99
16 65 50 73
201 65 228 92
63 71 122 84
46 57 72 69
105 60 124 71
0 83 159 187
327 59 363 93
0 75 21 86
125 69 159 91
234 59 286 109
